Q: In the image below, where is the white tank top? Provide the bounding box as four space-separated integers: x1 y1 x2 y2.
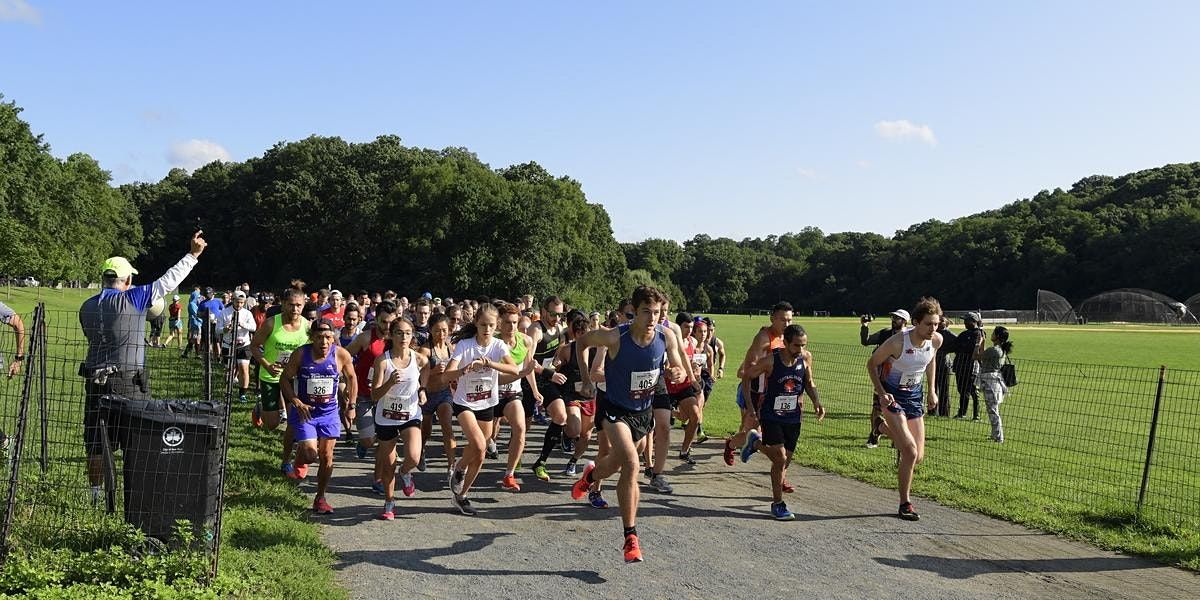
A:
884 328 935 391
374 350 422 425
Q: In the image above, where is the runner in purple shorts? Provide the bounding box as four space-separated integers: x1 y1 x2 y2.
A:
280 318 358 514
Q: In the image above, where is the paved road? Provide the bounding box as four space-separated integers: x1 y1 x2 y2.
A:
313 425 1199 599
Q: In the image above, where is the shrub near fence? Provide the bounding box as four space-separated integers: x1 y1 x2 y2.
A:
800 341 1200 532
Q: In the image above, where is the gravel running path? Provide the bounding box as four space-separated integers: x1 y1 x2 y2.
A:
311 425 1199 599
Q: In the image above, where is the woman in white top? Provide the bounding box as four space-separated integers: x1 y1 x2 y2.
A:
867 297 943 522
218 291 258 402
370 318 430 521
441 304 522 516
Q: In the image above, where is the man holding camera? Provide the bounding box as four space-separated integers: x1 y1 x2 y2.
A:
79 231 207 502
859 309 908 448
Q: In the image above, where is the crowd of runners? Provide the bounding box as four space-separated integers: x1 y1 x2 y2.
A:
168 280 946 564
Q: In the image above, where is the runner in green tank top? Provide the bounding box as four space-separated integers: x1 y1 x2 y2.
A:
492 302 537 490
250 288 311 476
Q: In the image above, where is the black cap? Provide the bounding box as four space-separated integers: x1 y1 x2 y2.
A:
204 287 215 296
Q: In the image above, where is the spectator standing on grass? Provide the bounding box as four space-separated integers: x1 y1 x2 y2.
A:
934 316 957 417
180 286 203 358
79 231 207 503
976 326 1013 443
953 312 985 420
860 309 909 448
0 300 26 378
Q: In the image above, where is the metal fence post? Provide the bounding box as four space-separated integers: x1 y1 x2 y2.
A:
1136 365 1167 518
0 304 43 562
37 307 48 474
209 311 239 580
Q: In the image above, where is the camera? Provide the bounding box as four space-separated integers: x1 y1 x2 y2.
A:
860 313 873 324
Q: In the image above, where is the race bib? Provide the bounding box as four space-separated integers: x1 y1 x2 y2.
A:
630 370 658 400
574 381 583 392
692 353 708 368
464 371 495 402
382 402 411 422
542 357 555 370
899 370 922 390
306 376 335 403
498 381 520 399
773 394 798 413
276 351 292 366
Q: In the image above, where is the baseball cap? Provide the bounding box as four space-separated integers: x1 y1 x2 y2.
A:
422 292 433 299
101 257 138 278
964 311 982 323
890 309 911 322
233 290 246 300
309 318 337 334
204 287 215 296
330 289 343 298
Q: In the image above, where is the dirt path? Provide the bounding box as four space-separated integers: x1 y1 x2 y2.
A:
313 425 1198 599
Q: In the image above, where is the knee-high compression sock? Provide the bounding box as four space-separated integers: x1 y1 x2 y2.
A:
539 423 563 462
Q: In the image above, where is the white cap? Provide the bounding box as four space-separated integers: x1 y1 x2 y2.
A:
889 309 911 322
330 289 343 298
233 290 246 299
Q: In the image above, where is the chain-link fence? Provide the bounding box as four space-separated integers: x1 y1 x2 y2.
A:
0 305 237 578
799 341 1200 529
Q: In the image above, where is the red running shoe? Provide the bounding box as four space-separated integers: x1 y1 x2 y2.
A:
312 497 334 514
623 534 643 563
571 461 595 500
781 479 795 494
500 473 521 491
722 440 735 466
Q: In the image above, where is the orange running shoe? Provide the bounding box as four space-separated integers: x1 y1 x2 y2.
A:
570 461 595 500
623 534 643 563
500 473 521 491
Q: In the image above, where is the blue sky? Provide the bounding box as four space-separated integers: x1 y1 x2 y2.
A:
3 1 1198 242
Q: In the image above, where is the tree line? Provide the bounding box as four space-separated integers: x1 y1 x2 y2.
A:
2 94 1198 312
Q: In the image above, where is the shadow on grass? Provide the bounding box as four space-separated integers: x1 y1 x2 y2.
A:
335 532 605 584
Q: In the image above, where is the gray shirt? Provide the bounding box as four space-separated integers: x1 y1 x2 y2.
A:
79 254 198 373
979 346 1005 373
0 301 15 325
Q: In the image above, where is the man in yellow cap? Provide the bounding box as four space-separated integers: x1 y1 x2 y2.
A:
78 230 207 503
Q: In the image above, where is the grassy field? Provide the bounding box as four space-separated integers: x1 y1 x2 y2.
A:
699 313 1200 570
0 286 343 599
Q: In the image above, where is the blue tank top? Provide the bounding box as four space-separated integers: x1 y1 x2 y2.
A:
604 323 666 411
760 349 806 424
426 344 454 402
296 345 340 416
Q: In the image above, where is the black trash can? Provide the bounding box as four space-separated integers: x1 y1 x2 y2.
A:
103 395 224 545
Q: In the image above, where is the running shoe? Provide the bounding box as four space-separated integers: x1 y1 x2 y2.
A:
623 534 643 563
696 429 709 444
485 439 498 460
500 473 521 491
400 473 415 498
449 459 465 495
532 412 550 426
562 437 576 454
865 440 879 449
356 443 368 460
562 460 578 476
644 466 654 481
771 501 795 521
740 430 760 463
379 510 395 521
570 461 596 500
649 474 673 494
898 502 920 521
417 452 428 472
532 462 550 482
280 462 294 477
722 440 736 466
312 497 334 514
678 451 696 466
371 480 385 495
588 490 609 509
252 403 263 428
452 495 477 516
238 393 249 404
781 479 795 494
287 461 308 481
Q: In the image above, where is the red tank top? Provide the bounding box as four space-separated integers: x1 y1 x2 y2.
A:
353 328 386 395
667 336 697 394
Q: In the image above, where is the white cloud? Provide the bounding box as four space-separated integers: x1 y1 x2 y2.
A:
874 119 937 146
167 139 232 171
796 167 817 179
855 159 872 169
0 0 40 24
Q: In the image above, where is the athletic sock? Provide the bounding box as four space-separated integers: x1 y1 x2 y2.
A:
384 500 395 513
506 469 514 477
623 525 637 537
540 422 563 461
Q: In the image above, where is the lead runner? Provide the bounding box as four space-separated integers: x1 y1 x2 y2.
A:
570 285 688 563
